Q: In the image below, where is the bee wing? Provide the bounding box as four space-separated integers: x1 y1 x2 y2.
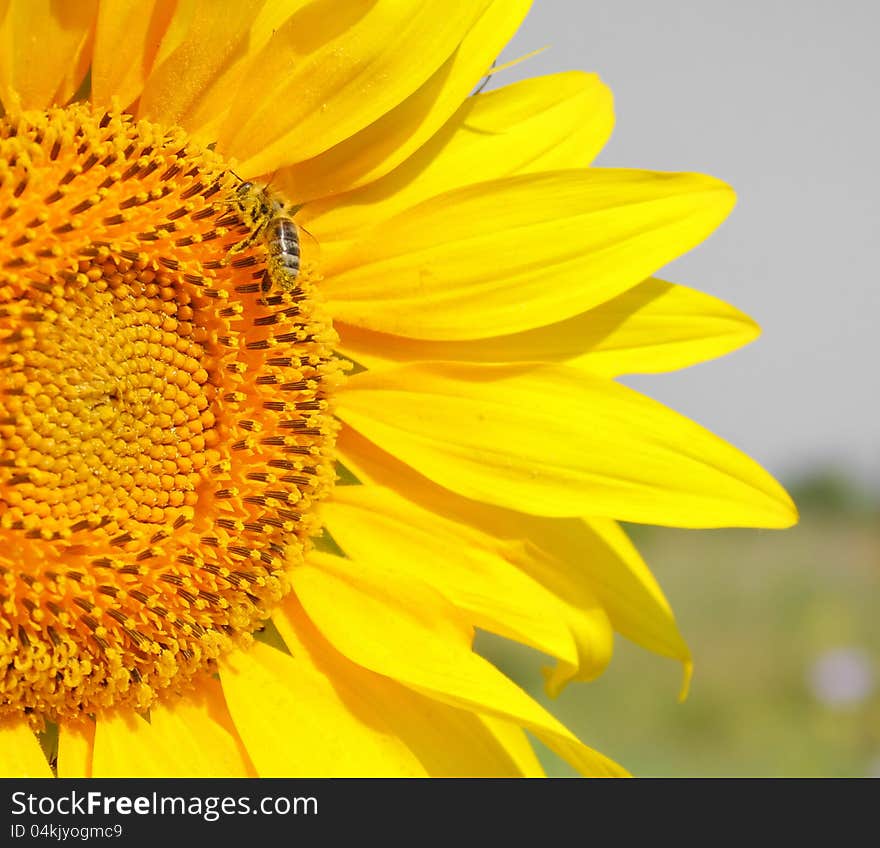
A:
296 221 321 266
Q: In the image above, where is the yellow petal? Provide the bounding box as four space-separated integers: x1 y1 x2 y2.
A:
324 484 579 667
131 0 300 142
304 70 612 243
320 465 608 725
0 721 53 777
91 679 255 777
217 0 491 176
338 362 796 527
135 0 267 129
174 1 306 143
294 551 626 776
91 0 177 109
573 278 760 375
274 601 545 777
0 0 96 111
337 426 684 692
478 716 545 777
322 169 735 340
277 0 531 203
336 277 759 377
576 279 761 377
57 720 94 778
220 639 425 777
537 517 690 660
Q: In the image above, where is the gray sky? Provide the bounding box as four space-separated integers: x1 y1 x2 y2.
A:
500 1 878 488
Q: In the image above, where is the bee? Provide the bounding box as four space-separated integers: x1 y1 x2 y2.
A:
229 181 301 293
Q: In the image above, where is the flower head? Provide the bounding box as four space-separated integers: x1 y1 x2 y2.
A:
1 1 795 777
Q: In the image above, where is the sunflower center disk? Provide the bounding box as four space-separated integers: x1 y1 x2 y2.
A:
0 105 340 722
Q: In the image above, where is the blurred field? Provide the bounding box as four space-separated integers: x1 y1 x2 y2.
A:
478 474 880 777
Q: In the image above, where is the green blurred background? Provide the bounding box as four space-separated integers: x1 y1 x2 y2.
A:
479 473 880 777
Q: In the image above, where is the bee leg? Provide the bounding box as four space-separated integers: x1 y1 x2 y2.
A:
230 230 260 254
260 269 273 293
228 211 269 253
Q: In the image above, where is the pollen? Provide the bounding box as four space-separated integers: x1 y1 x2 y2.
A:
0 105 341 723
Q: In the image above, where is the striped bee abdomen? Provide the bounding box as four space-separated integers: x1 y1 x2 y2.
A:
266 215 301 290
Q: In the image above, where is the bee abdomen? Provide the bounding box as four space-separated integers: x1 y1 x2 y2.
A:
267 216 300 275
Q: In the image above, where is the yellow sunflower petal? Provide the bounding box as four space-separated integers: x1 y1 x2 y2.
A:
337 426 684 691
274 602 545 777
217 0 491 175
134 0 267 129
91 0 176 109
573 278 760 376
91 679 254 777
322 169 735 340
478 716 545 777
535 517 691 670
338 362 796 528
335 277 759 377
0 0 96 111
220 639 425 777
277 0 532 203
294 551 626 776
0 722 53 777
174 2 306 142
57 720 95 778
338 684 542 777
304 70 612 243
323 483 580 668
336 432 617 691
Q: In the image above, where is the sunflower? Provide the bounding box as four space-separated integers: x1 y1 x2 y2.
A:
0 1 795 778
